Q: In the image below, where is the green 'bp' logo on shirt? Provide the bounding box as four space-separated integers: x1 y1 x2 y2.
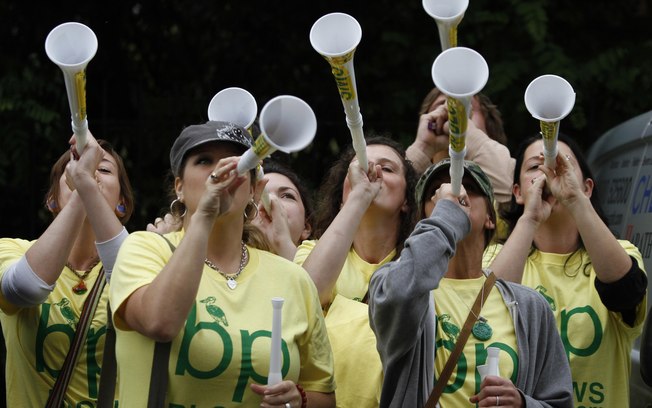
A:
174 302 292 403
35 302 105 398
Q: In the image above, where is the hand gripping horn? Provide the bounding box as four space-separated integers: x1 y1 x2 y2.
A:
45 22 97 153
432 47 489 195
310 12 368 171
524 75 576 168
207 87 272 211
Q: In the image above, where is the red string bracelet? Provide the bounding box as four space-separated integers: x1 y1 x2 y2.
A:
296 384 307 408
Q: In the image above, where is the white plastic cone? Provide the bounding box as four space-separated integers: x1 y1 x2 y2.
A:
524 75 575 122
310 13 368 171
524 74 575 167
422 0 469 50
45 22 98 152
431 47 489 195
237 96 316 175
45 22 97 71
309 13 361 57
432 47 489 100
207 87 257 129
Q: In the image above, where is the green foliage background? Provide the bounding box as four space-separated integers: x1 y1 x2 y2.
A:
1 0 650 238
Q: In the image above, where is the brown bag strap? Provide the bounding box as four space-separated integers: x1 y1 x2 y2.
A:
424 271 497 408
46 267 106 408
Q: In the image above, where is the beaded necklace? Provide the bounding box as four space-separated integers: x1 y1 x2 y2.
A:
65 258 101 295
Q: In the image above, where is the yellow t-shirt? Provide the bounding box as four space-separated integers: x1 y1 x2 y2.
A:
294 239 396 303
0 238 108 407
294 240 394 407
110 231 335 407
483 240 647 407
482 243 501 269
324 294 382 408
434 277 518 407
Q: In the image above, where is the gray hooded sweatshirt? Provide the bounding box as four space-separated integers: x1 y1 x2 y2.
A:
368 200 573 408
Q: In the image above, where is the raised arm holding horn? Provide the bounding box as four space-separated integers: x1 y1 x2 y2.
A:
310 12 368 172
45 22 97 153
524 74 576 168
431 47 489 196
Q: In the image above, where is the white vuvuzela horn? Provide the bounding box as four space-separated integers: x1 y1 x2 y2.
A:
524 75 576 168
207 87 258 129
310 12 368 172
237 95 317 175
432 47 489 195
422 0 469 51
478 347 502 381
207 87 271 210
267 297 285 386
45 22 98 153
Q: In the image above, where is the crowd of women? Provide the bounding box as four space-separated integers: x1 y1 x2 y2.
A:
0 87 648 408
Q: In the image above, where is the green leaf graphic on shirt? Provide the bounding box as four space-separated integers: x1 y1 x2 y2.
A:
440 314 460 342
535 285 556 311
201 296 229 326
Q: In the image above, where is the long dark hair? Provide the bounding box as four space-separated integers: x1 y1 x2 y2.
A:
311 136 418 259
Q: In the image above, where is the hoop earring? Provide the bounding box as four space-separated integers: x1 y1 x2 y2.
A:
244 199 259 221
116 203 126 217
170 198 187 218
46 198 58 212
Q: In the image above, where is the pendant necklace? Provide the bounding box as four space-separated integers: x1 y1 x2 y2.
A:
66 258 101 295
204 241 248 290
450 278 493 341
